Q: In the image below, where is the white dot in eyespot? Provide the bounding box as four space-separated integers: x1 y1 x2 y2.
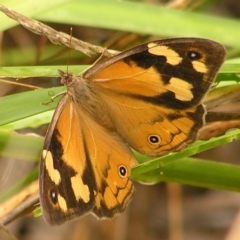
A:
148 135 161 145
50 189 58 204
188 51 201 60
118 165 127 178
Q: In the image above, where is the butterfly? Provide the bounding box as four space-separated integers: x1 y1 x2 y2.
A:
40 38 226 225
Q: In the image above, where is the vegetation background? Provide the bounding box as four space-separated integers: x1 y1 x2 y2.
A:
1 0 240 240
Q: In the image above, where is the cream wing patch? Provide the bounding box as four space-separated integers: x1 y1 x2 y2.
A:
43 150 61 185
192 60 208 73
57 194 68 213
71 174 90 203
166 77 193 101
147 43 182 65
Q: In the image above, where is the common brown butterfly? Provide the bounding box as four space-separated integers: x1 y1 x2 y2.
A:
40 38 226 225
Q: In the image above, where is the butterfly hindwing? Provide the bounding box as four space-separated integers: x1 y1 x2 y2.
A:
40 93 137 225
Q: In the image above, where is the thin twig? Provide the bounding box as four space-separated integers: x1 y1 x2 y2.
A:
0 5 118 57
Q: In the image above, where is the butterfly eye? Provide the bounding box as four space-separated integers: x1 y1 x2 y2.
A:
148 135 161 145
50 189 58 204
118 165 127 178
188 51 201 60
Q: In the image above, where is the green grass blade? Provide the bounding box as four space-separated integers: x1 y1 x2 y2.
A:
0 0 72 30
132 129 240 177
134 157 240 192
36 0 240 47
0 87 63 125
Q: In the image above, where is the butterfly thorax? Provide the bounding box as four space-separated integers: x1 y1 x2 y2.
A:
59 70 115 131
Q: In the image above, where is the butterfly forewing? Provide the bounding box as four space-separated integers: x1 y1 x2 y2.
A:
85 38 226 156
40 97 96 225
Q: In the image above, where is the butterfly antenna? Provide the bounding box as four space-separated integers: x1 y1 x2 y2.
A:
66 27 73 73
